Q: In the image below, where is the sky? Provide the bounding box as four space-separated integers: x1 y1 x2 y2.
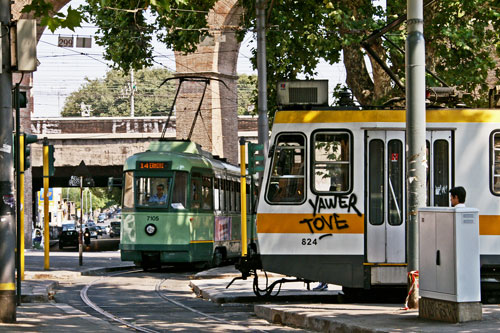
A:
32 1 347 118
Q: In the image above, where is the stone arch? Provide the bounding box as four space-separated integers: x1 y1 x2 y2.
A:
13 0 243 163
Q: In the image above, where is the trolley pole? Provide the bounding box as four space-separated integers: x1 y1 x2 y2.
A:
406 0 426 308
256 0 269 168
0 0 16 322
239 138 248 257
43 139 50 270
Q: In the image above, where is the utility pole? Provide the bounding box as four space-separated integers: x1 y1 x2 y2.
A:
0 0 16 322
130 69 135 117
405 0 426 309
256 0 269 159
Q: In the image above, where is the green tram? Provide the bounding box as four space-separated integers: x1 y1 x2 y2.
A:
120 140 255 268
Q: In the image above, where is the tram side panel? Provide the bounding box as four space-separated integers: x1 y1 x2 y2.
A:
256 122 367 288
452 122 500 267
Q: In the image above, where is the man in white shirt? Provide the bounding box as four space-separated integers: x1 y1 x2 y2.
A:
449 186 466 207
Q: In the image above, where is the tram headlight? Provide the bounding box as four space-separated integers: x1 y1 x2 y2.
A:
145 223 157 236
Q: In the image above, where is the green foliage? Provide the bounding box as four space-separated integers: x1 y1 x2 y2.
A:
63 187 121 211
61 68 176 117
62 68 256 117
23 0 500 108
237 74 257 115
22 1 84 32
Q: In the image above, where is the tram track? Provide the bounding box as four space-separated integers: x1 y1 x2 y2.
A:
79 269 270 333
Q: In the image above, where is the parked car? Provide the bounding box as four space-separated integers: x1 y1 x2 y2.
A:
109 221 121 238
59 224 79 249
98 213 107 223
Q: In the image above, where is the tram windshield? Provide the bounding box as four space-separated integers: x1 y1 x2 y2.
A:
136 176 172 207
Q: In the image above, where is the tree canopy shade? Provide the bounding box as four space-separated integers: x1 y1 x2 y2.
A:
61 68 257 117
24 0 500 113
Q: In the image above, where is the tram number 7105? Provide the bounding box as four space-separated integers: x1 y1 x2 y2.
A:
301 238 317 246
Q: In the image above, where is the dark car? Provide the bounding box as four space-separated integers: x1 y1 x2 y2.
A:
59 224 79 249
88 225 99 238
109 221 121 238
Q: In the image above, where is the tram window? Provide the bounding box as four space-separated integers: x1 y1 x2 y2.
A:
201 176 213 210
369 139 384 225
235 181 241 211
220 179 226 211
230 181 236 212
171 172 188 210
123 171 134 209
214 178 220 211
191 178 201 209
388 140 403 226
492 132 500 194
135 176 171 207
433 140 449 206
312 132 350 193
266 133 305 203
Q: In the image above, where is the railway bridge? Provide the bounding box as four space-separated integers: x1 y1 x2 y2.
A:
29 116 258 190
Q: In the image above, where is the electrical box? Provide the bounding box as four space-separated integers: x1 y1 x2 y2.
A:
277 80 328 106
15 19 37 72
418 207 480 302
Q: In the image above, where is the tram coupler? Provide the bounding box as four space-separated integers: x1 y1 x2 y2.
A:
226 254 262 289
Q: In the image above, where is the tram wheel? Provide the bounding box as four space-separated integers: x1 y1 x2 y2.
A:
212 248 224 267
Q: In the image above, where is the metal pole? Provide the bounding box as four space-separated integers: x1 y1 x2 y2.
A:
405 0 426 309
130 69 135 117
239 138 247 257
89 191 92 220
79 176 83 266
14 86 21 305
0 0 17 321
256 0 269 159
19 134 25 282
43 139 49 270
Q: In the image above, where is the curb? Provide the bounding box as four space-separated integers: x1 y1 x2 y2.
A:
21 281 59 303
254 305 382 333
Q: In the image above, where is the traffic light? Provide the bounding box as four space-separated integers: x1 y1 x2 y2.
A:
23 133 38 170
48 144 55 176
248 142 264 175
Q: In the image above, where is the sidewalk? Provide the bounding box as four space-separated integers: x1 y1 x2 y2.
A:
3 251 500 332
0 249 134 332
190 267 500 332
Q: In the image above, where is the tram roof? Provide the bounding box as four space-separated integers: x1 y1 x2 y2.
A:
123 140 238 174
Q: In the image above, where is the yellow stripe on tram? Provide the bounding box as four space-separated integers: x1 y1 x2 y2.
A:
257 213 364 234
0 283 15 291
274 109 500 124
479 215 500 236
189 240 214 244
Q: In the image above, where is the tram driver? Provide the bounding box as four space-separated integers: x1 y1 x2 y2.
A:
149 184 167 205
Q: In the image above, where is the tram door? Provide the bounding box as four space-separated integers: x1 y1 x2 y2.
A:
366 131 406 263
426 131 453 207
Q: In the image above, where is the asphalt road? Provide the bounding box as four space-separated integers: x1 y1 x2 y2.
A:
54 268 308 332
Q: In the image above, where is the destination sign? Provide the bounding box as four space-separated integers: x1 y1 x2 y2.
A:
137 161 171 170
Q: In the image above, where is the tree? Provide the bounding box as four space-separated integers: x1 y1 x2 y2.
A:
63 187 120 212
23 0 500 113
61 68 177 117
61 68 257 117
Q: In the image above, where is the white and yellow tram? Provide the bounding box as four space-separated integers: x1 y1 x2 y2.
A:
256 108 500 290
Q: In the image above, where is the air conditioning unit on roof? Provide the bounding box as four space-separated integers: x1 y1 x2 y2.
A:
277 80 328 106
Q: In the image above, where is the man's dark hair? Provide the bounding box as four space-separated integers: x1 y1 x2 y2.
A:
157 184 164 190
449 186 466 203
